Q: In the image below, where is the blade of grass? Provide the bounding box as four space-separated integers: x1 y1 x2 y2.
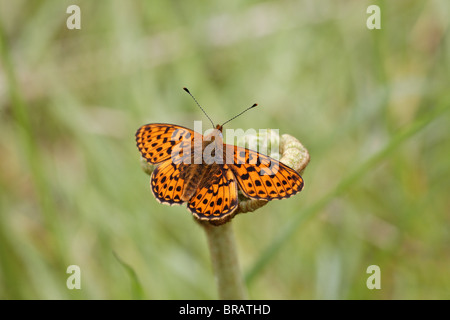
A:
0 20 67 267
112 251 145 299
245 97 450 285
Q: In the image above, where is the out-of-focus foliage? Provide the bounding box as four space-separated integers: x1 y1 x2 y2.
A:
0 0 449 299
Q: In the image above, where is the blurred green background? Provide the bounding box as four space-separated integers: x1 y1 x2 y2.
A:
1 0 449 299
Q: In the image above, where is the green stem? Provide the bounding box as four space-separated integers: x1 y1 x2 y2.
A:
201 222 247 300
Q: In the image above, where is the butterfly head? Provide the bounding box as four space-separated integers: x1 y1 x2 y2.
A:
204 124 223 142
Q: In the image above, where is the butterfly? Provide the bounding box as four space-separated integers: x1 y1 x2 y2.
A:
135 88 304 225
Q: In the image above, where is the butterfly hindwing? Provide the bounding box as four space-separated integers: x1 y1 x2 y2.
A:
150 160 186 205
228 145 304 200
187 165 239 222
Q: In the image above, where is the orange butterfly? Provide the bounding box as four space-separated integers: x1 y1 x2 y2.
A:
136 88 304 225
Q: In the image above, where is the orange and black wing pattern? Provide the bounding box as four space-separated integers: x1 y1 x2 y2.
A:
136 123 195 164
228 145 304 200
187 165 239 221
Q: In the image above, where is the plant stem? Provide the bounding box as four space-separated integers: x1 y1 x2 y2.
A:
201 221 247 300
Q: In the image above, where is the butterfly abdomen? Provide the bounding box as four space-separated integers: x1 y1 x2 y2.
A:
180 164 204 201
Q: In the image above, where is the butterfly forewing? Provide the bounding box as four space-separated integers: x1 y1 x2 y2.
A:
136 123 195 164
228 145 304 200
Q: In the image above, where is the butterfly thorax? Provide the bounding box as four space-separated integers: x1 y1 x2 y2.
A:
180 126 225 202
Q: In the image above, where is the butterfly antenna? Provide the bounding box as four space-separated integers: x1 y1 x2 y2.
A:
183 87 215 128
221 103 258 127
